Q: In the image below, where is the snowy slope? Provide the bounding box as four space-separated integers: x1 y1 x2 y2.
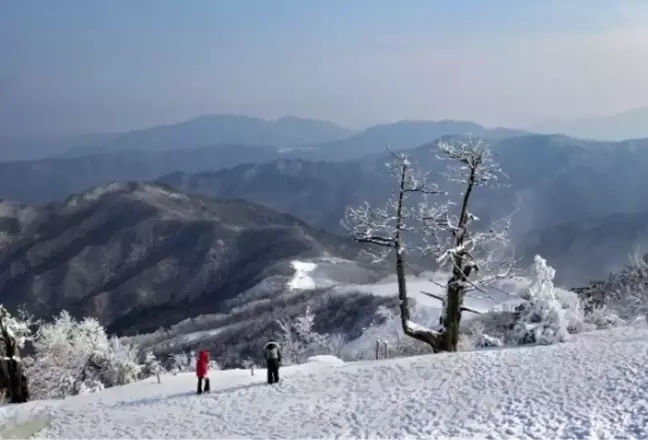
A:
2 326 648 439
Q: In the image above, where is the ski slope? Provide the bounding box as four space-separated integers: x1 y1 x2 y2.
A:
2 326 648 439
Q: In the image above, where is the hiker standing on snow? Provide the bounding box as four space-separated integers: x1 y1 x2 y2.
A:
196 350 211 394
263 340 282 384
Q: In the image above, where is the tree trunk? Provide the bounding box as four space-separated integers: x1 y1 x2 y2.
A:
440 168 476 352
443 258 466 351
393 162 442 352
0 329 29 403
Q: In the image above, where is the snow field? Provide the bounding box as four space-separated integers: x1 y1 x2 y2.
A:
1 325 647 439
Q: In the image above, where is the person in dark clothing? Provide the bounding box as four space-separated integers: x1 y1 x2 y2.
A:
195 350 210 394
263 341 281 384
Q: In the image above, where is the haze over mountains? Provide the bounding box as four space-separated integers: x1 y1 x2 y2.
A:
0 111 648 351
528 107 648 141
0 114 648 286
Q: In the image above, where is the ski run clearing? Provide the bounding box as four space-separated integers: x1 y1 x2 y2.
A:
2 326 648 439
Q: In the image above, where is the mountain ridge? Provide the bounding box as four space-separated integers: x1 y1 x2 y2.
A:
0 181 373 335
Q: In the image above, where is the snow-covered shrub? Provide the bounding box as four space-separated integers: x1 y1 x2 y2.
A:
276 306 344 365
169 351 195 375
603 248 648 320
98 337 141 387
511 255 569 345
464 308 517 345
581 302 625 330
142 351 162 383
208 360 220 372
241 358 258 375
27 311 141 399
461 320 502 350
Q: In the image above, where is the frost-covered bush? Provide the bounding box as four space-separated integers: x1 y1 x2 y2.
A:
468 258 625 349
169 351 195 375
27 311 141 399
580 302 625 330
511 255 569 345
276 306 346 365
142 351 162 383
461 320 503 350
208 360 220 372
603 248 648 320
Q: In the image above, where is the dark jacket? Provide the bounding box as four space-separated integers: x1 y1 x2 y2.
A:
263 341 281 364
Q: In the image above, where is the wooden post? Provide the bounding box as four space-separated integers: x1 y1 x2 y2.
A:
383 342 388 359
375 340 380 359
250 365 255 376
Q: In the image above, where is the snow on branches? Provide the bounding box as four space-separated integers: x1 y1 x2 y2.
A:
0 305 34 358
342 137 517 353
423 138 517 351
342 148 445 350
425 137 517 290
276 306 345 365
27 311 141 399
341 148 442 263
603 246 648 320
512 255 569 345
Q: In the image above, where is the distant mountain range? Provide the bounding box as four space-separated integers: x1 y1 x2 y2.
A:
0 132 117 161
5 107 648 163
0 144 282 204
0 181 379 336
0 118 518 204
521 209 648 286
160 134 648 285
528 107 648 141
0 115 647 287
63 115 356 157
296 120 527 162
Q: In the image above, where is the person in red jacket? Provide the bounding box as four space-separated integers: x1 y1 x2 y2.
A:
196 350 210 394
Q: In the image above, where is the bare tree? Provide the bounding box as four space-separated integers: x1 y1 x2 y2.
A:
422 137 516 351
343 139 516 354
342 148 445 350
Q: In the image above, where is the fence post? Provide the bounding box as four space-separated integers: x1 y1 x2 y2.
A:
376 340 380 359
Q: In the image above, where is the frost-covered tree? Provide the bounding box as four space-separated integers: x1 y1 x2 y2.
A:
422 138 516 352
142 351 162 383
242 358 258 376
169 351 195 375
27 311 140 399
511 255 569 345
276 306 343 365
343 138 515 353
208 359 220 372
342 149 445 350
462 320 503 349
0 305 34 403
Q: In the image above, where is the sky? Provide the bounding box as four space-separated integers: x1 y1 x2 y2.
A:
2 0 648 135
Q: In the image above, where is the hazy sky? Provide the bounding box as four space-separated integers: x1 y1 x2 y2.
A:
3 0 648 134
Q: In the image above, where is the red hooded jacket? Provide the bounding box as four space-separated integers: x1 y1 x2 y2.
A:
196 351 209 378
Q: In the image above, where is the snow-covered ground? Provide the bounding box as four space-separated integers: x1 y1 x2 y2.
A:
2 325 647 439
